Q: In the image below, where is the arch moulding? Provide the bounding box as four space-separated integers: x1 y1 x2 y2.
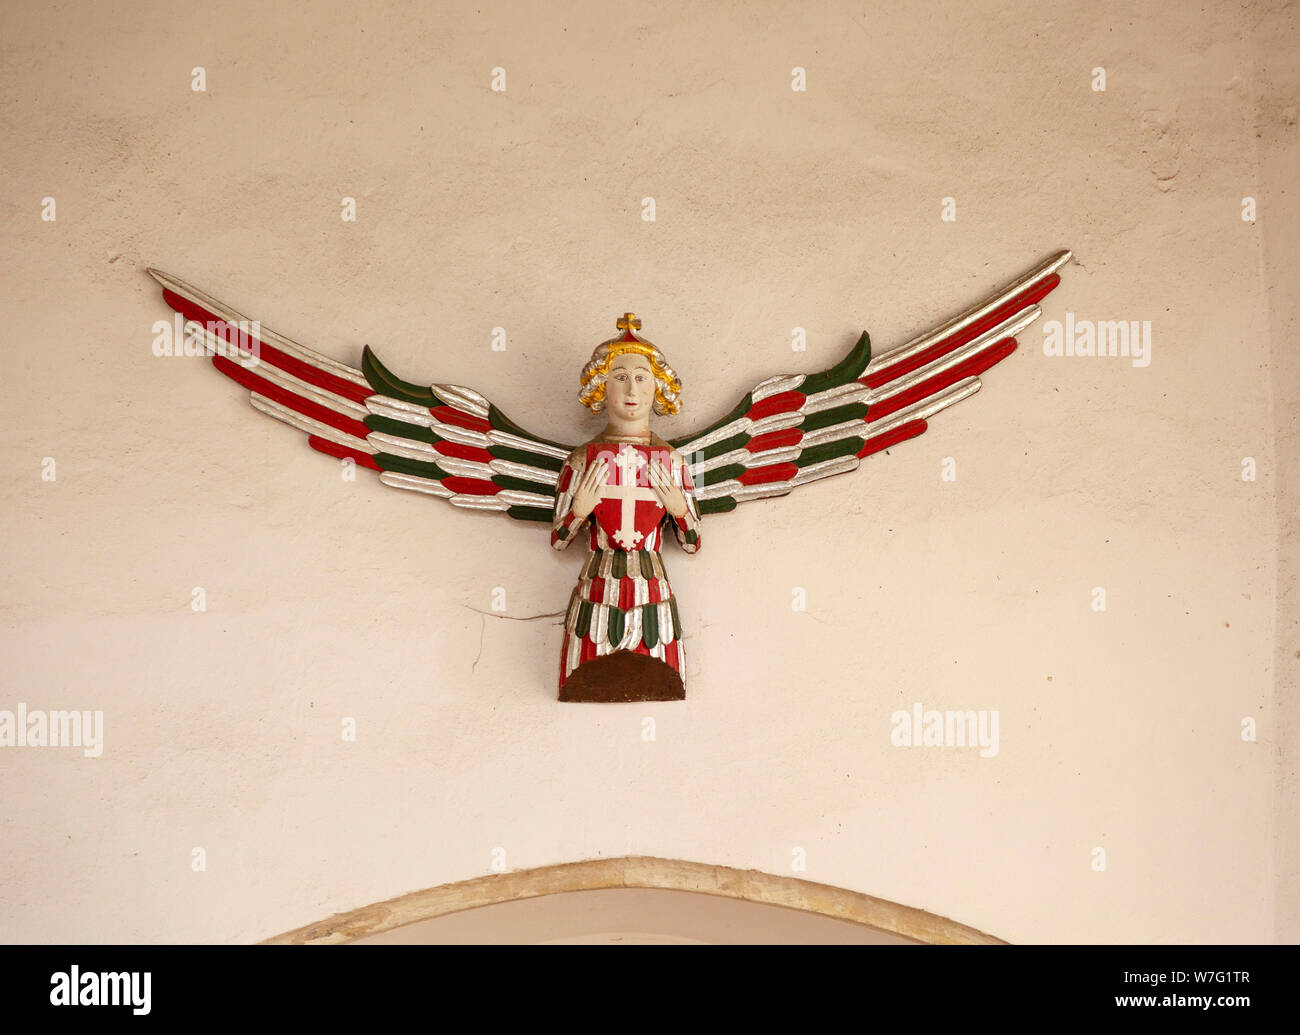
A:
263 857 1006 945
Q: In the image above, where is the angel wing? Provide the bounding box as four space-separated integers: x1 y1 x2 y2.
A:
669 250 1072 514
149 249 1068 525
148 269 574 523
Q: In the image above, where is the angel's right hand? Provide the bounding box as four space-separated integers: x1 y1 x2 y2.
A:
570 459 608 520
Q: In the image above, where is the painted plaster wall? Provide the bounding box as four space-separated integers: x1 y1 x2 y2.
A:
0 0 1294 942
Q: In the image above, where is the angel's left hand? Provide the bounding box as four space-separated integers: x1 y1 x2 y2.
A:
649 458 688 518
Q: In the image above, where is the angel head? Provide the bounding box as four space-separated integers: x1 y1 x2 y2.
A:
578 313 682 418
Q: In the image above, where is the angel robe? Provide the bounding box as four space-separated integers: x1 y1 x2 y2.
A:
550 429 702 701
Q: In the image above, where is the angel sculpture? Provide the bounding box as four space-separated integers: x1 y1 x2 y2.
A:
148 250 1071 703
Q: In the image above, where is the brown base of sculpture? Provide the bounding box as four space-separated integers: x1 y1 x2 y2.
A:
558 650 686 703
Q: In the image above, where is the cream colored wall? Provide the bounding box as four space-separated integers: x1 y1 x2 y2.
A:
1 0 1293 943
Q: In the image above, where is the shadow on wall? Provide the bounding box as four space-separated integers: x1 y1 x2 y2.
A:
263 857 1004 946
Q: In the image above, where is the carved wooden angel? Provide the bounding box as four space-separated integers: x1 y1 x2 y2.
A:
147 250 1071 703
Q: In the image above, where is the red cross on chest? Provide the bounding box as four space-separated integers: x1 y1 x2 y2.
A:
586 441 673 550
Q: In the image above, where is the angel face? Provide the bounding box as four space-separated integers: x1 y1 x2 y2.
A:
604 353 655 432
578 330 682 419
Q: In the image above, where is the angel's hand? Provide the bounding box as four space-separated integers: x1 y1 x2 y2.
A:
571 459 608 520
650 458 688 518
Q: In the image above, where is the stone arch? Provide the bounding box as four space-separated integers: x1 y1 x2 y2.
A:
264 857 1004 945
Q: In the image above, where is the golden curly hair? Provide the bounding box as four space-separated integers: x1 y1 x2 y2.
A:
578 340 682 416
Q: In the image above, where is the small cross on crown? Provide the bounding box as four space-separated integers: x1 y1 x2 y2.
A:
616 312 642 333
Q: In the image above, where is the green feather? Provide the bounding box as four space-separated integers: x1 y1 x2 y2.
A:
362 345 441 406
800 401 869 433
372 453 450 480
643 602 659 649
795 437 864 467
492 473 558 496
799 331 872 395
699 497 737 515
695 431 751 462
507 505 553 523
365 413 441 444
699 462 746 486
490 443 563 472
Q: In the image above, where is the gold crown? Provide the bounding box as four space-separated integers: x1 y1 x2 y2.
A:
605 312 657 358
